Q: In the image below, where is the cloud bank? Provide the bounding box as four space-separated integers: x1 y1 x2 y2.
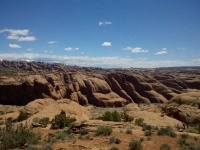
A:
0 29 36 41
9 44 21 49
64 47 79 51
0 53 199 68
123 47 148 53
155 48 167 55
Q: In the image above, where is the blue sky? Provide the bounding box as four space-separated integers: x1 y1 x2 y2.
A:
0 0 200 68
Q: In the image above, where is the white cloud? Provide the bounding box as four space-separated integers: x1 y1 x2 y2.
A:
9 44 21 49
0 28 36 42
123 47 148 53
0 29 29 35
64 47 79 51
155 51 167 55
0 53 199 68
177 47 185 50
27 48 32 51
18 36 36 41
99 21 112 26
155 48 167 55
102 42 111 47
48 41 58 44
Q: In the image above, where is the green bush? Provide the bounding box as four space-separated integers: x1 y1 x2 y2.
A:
157 126 176 137
126 129 132 134
122 111 134 122
51 110 76 129
178 139 186 146
95 126 112 136
180 134 189 139
145 130 152 136
15 110 29 122
160 144 171 150
39 117 50 127
32 117 49 127
109 136 121 144
102 111 121 122
55 131 67 140
129 139 142 150
135 118 144 126
142 123 152 131
110 146 119 150
80 128 89 135
0 124 40 149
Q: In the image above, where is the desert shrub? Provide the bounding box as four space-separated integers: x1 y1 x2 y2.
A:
51 110 76 129
109 136 115 144
122 111 134 122
114 138 121 144
139 138 144 142
39 117 50 127
80 128 89 135
180 134 189 139
109 136 121 144
147 137 151 141
26 146 39 150
102 111 121 122
135 118 144 126
160 144 171 150
110 146 119 150
55 131 67 140
188 144 200 150
0 124 40 149
126 129 132 134
145 130 152 136
129 139 142 150
178 139 186 146
112 111 121 122
142 123 152 131
41 144 53 150
95 126 112 136
15 110 29 122
186 127 200 134
157 126 176 137
102 111 113 121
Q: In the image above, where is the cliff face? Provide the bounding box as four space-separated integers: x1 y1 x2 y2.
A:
0 60 199 106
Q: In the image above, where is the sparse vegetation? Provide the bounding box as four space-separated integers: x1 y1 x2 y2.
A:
126 129 132 134
180 133 189 139
129 139 142 150
157 126 176 137
80 128 89 135
109 136 121 144
122 111 134 122
50 110 76 129
145 130 152 136
0 123 40 149
135 118 144 126
95 126 112 136
32 117 50 128
15 110 29 122
100 111 133 122
110 146 119 150
160 144 171 150
102 111 121 122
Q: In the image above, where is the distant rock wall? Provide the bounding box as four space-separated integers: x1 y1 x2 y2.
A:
0 61 199 106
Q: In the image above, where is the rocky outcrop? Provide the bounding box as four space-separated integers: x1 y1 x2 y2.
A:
161 104 200 125
0 61 199 107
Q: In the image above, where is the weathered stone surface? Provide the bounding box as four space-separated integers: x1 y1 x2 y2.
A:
0 61 200 107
